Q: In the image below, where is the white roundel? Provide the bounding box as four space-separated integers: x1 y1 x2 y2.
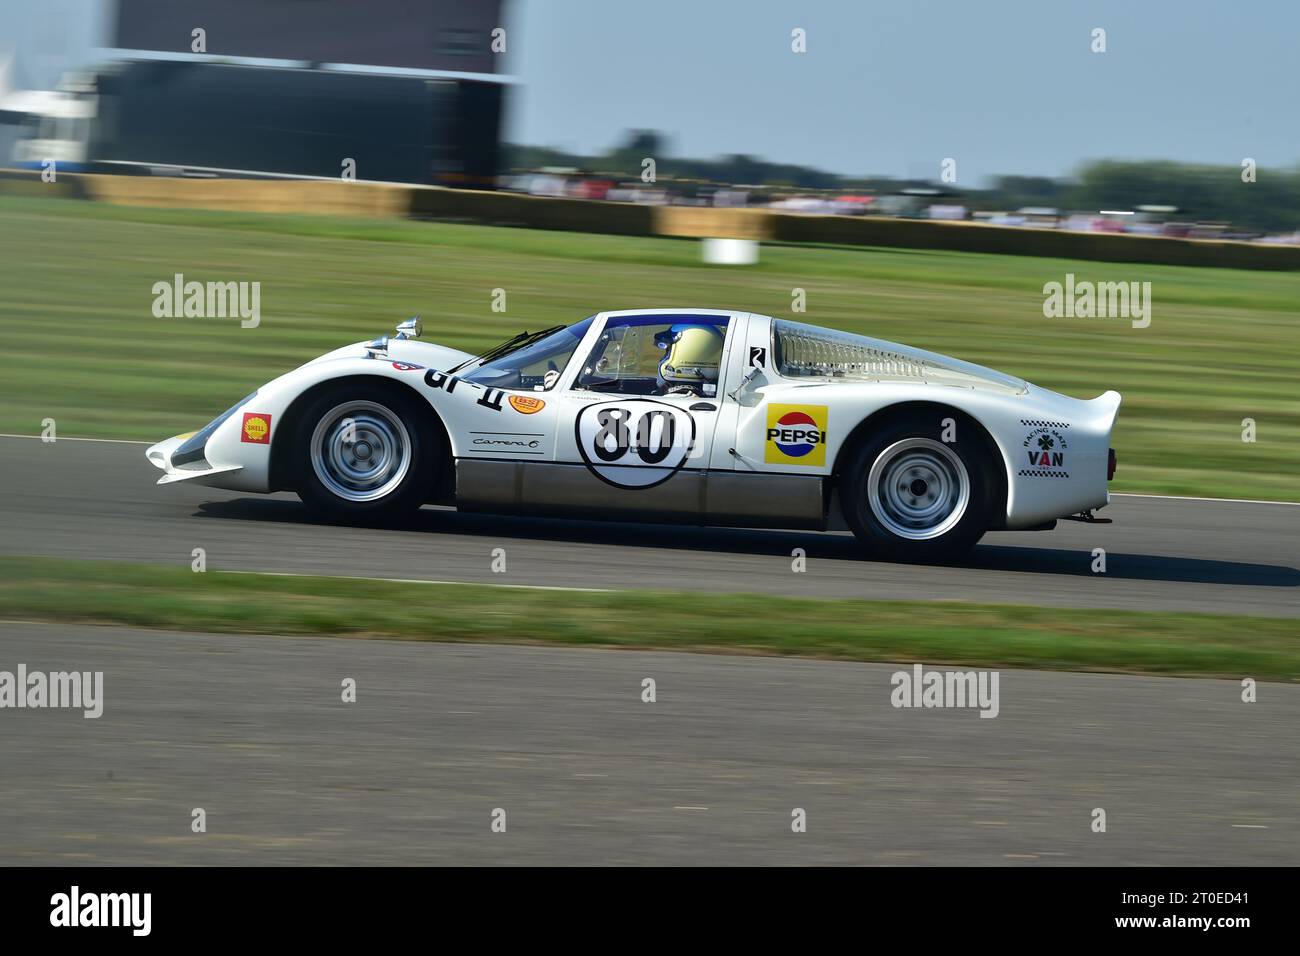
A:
575 399 696 489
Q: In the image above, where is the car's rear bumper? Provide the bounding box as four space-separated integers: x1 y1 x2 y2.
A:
1001 389 1122 528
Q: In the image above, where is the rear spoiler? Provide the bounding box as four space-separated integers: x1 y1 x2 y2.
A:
1087 390 1123 433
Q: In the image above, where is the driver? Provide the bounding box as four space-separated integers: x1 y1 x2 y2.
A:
654 323 725 395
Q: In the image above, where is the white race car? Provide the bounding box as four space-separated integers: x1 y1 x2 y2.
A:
147 310 1120 559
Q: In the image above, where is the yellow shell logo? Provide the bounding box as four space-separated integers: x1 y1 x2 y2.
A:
240 413 272 444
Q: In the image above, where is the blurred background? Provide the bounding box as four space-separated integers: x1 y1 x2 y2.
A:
3 0 1299 239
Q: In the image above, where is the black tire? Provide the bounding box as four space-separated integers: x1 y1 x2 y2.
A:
840 412 996 561
293 381 439 523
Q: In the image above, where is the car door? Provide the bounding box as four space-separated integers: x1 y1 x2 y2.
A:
545 312 741 517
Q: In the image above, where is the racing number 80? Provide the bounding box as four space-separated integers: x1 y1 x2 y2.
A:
593 407 678 464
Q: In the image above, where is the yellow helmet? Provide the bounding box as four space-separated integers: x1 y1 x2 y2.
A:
657 324 724 384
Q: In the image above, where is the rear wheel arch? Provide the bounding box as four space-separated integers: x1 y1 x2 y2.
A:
270 375 453 503
831 401 1009 529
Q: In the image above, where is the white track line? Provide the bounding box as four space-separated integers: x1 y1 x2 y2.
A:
1111 493 1300 507
225 569 611 593
2 434 1297 508
0 433 149 445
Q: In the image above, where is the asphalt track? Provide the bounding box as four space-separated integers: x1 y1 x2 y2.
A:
0 436 1296 617
1 437 1296 865
1 621 1296 865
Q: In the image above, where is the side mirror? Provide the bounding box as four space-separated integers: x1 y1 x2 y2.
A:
728 367 764 405
394 316 422 340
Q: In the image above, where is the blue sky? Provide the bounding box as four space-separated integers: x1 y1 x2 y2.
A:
508 0 1300 183
4 0 1297 184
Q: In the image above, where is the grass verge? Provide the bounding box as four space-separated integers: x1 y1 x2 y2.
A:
1 557 1295 680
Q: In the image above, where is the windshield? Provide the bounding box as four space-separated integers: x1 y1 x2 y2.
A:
463 317 595 391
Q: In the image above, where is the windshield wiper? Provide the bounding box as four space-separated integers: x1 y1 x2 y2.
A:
448 326 566 375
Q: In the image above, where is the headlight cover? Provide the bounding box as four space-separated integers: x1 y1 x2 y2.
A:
171 391 258 467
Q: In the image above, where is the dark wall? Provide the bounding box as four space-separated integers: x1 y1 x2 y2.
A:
114 0 506 75
93 61 503 186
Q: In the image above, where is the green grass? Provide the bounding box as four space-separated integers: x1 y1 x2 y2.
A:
0 194 1297 500
1 556 1297 680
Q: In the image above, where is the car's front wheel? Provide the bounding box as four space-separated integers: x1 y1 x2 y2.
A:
294 382 436 523
840 413 995 561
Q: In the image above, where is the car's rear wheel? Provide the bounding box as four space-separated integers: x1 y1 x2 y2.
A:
294 382 436 523
841 413 995 560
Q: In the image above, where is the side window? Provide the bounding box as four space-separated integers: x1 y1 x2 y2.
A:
575 315 729 398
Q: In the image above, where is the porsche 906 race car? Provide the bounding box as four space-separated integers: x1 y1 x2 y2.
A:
147 310 1120 559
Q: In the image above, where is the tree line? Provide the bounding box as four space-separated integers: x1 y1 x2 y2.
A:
506 132 1300 234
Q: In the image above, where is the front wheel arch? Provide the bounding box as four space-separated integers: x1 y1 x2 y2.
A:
269 375 453 503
